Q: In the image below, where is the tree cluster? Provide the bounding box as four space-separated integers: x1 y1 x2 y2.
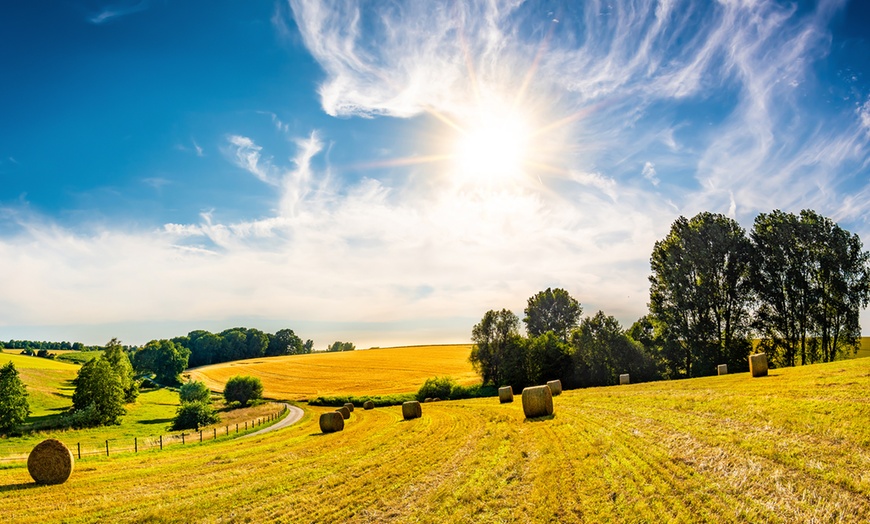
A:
645 210 870 377
470 288 657 391
70 339 139 427
132 339 190 386
171 327 313 368
223 375 264 407
327 341 355 352
172 380 219 431
1 340 88 351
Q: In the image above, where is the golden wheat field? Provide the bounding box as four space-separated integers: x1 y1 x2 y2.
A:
1 356 869 523
187 344 478 399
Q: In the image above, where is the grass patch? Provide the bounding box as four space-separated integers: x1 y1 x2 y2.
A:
309 393 417 408
1 358 868 522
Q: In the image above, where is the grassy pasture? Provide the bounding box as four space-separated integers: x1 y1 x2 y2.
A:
1 356 868 522
188 344 478 400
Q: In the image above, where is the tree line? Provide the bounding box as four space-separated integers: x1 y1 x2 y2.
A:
471 209 870 390
172 327 314 368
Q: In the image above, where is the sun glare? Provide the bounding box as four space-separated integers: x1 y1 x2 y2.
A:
452 110 532 185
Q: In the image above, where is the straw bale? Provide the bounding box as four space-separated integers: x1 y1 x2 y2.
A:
319 412 344 433
343 402 354 412
498 386 514 403
749 353 768 377
363 400 375 410
717 364 728 375
546 380 562 396
522 385 554 418
402 401 422 420
336 406 351 419
27 439 74 485
619 374 630 385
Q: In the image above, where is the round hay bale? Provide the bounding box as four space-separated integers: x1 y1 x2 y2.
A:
27 439 74 485
522 385 554 419
749 353 768 377
619 373 630 385
424 398 433 403
546 380 562 396
402 401 422 420
319 412 344 433
717 364 728 375
498 386 514 403
343 402 355 412
336 406 351 419
363 400 375 410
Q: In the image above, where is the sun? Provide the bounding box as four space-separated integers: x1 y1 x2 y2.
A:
451 107 533 186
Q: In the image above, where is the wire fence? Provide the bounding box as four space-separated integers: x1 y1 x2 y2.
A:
0 403 289 464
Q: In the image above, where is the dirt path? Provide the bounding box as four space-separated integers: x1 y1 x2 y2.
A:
240 404 304 439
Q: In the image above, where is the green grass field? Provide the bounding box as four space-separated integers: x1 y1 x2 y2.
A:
1 353 867 522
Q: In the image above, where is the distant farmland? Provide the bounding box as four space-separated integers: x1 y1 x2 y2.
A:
187 344 478 400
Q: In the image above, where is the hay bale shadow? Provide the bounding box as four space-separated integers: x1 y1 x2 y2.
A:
0 482 41 493
523 414 556 423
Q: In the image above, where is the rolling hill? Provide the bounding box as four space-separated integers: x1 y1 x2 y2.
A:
1 354 867 522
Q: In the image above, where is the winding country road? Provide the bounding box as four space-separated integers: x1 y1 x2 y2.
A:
240 404 304 439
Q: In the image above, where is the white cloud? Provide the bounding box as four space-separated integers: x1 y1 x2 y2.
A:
226 135 280 186
642 162 659 186
89 1 148 25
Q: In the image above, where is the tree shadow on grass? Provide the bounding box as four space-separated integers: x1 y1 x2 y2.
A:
138 418 173 426
523 414 556 423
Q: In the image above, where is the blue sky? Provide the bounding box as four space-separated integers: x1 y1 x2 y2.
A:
1 0 869 348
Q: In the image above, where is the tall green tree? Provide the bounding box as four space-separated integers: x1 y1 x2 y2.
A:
0 362 30 434
133 339 190 385
523 288 583 341
470 308 527 387
752 210 870 365
102 338 138 402
649 212 754 377
71 358 126 426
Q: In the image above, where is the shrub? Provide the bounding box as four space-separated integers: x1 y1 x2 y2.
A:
179 380 211 404
416 376 456 402
223 375 263 408
171 401 220 431
308 393 415 408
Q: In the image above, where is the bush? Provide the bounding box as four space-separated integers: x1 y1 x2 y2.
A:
171 401 220 431
308 393 416 408
223 375 263 408
0 362 30 434
416 376 457 401
179 380 211 404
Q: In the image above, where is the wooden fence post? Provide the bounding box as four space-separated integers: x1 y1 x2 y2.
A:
236 423 238 434
160 435 163 450
213 428 217 440
182 433 185 445
106 440 109 457
77 442 81 460
135 437 138 453
199 430 203 443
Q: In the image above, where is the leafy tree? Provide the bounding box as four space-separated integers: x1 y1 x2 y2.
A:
523 288 583 341
527 331 573 387
102 338 138 402
649 212 754 377
470 309 530 388
133 339 190 386
303 339 314 353
267 328 304 356
179 380 212 404
71 358 126 426
171 401 220 431
220 329 248 362
752 210 870 365
327 341 355 352
0 362 30 434
223 375 264 407
188 331 223 368
572 312 659 387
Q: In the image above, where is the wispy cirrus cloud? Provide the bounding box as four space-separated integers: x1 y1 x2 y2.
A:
89 1 149 25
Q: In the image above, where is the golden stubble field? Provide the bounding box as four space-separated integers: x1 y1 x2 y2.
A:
1 355 869 523
187 344 478 399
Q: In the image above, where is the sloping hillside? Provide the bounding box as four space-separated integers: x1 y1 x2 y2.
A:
1 356 867 522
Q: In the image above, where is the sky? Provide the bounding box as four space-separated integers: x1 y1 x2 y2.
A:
1 0 870 348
